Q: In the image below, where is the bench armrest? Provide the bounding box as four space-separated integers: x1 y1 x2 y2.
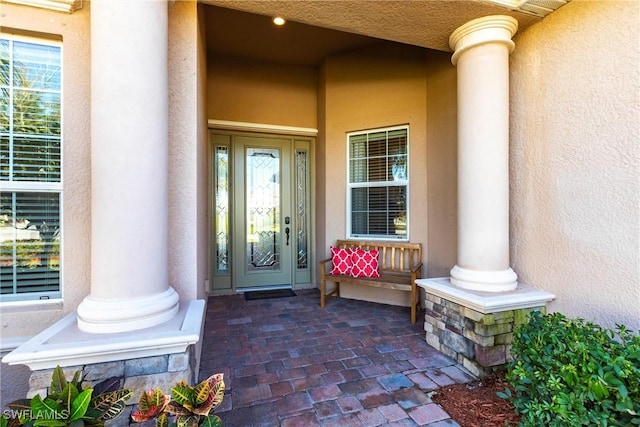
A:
409 261 423 275
319 258 332 278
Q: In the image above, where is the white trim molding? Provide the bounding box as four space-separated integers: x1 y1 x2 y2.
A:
488 0 571 18
1 0 82 13
209 119 318 136
417 277 555 314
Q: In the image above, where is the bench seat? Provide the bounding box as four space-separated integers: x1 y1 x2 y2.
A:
319 240 423 323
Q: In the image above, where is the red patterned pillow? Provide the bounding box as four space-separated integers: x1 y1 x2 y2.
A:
330 247 353 275
350 249 381 278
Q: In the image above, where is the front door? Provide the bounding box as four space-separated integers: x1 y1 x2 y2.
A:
210 131 313 293
234 136 291 289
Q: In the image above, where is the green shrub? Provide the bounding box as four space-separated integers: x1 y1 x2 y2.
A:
2 365 132 427
500 311 640 426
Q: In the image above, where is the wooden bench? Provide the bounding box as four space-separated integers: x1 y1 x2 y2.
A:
319 240 423 323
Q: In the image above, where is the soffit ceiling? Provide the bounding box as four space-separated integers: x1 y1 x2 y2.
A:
203 5 386 67
201 0 543 67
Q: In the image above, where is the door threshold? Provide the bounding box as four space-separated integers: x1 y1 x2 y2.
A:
237 285 292 293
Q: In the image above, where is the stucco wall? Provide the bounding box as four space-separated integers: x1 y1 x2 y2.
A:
0 4 91 342
168 1 209 300
510 0 640 330
320 43 429 306
425 50 458 278
207 55 318 129
196 5 209 301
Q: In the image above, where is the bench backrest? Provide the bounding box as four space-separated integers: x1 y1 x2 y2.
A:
335 239 422 274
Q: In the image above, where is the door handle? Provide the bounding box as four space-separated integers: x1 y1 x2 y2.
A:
285 227 290 246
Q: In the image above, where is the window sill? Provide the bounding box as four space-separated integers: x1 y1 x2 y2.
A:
0 299 63 314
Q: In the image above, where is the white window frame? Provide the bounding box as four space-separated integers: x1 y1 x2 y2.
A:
346 125 409 241
0 33 63 304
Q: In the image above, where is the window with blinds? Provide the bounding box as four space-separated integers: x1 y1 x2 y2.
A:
347 126 408 240
0 35 62 302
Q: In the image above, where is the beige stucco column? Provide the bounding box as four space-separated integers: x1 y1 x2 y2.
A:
77 0 179 332
449 16 519 292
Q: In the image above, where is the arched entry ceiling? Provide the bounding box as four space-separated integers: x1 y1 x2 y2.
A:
201 0 567 64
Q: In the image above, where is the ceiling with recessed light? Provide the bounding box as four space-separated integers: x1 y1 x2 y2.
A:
201 0 570 67
203 5 386 67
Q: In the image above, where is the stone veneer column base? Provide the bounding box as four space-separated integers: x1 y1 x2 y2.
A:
2 301 205 427
416 278 555 377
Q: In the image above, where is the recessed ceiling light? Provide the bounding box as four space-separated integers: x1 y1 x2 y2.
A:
273 16 286 26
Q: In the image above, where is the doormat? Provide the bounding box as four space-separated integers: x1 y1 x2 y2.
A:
244 289 297 301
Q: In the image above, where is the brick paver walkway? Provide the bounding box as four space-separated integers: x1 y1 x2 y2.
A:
199 289 474 426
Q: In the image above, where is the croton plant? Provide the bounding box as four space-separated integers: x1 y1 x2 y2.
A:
131 373 225 427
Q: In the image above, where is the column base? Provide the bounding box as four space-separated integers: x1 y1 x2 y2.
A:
416 277 555 377
450 265 518 292
77 287 180 333
417 277 554 314
2 300 205 423
2 300 205 422
2 300 204 371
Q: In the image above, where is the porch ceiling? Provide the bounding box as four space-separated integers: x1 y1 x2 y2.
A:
201 0 543 66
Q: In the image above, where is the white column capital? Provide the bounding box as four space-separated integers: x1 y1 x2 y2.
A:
449 15 518 65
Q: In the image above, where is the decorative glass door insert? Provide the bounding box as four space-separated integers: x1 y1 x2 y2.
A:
233 136 292 289
245 147 280 271
214 145 229 275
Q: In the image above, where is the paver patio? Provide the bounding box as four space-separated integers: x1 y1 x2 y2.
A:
199 288 476 426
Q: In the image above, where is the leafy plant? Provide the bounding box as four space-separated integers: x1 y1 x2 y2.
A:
498 311 640 426
1 366 132 427
131 373 224 427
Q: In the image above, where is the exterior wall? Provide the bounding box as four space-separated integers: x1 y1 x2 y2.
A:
425 51 458 278
168 1 209 301
316 66 328 274
207 55 318 129
320 43 430 306
510 0 640 330
0 4 91 341
196 6 209 301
